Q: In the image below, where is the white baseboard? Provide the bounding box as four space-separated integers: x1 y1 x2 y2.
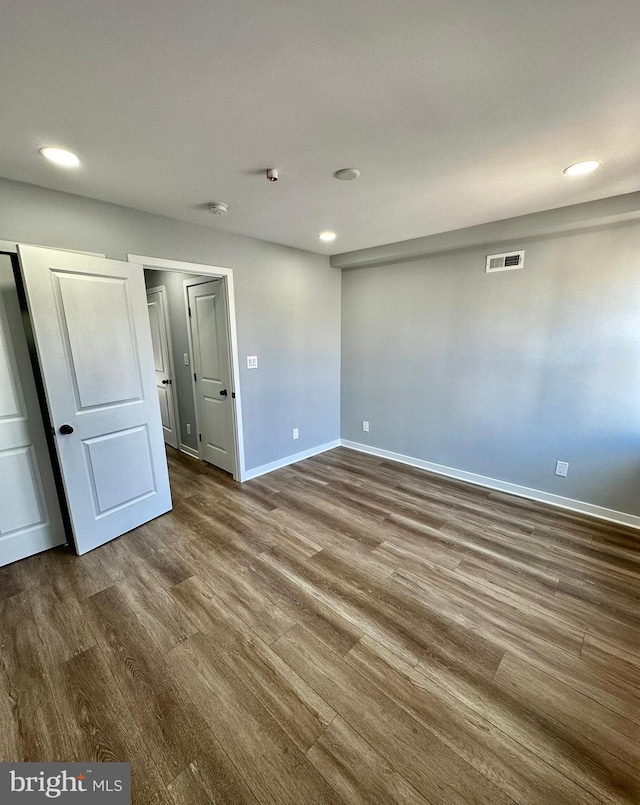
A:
179 444 200 460
340 439 640 532
243 440 341 481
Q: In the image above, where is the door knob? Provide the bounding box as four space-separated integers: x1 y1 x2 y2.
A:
219 389 228 397
161 379 171 385
59 424 74 435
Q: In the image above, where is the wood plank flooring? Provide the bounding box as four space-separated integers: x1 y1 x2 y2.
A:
2 446 639 804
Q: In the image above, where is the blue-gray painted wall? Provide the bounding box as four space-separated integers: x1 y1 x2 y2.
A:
341 221 640 515
3 176 639 518
0 178 341 472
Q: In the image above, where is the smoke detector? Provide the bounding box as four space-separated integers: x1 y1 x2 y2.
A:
208 202 228 215
334 168 360 181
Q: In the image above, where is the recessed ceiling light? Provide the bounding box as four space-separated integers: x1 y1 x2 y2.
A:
563 160 600 176
39 147 80 168
318 231 337 242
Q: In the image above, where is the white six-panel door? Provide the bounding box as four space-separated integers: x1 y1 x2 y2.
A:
146 286 179 449
17 245 172 555
0 254 66 566
188 279 236 474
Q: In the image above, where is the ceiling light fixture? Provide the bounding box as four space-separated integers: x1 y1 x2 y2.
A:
563 160 601 176
39 147 80 168
334 168 360 181
318 231 337 242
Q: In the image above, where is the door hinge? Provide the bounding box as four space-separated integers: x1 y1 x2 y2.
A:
193 372 197 382
188 306 192 317
199 433 202 442
231 391 236 399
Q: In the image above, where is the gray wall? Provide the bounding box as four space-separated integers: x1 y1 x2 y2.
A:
0 178 341 472
144 269 200 451
5 175 638 517
341 221 640 516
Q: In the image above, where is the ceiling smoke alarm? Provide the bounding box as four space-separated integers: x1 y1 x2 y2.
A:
334 168 360 181
208 202 228 215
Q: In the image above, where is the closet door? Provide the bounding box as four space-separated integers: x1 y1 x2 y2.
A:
17 245 172 555
0 254 65 567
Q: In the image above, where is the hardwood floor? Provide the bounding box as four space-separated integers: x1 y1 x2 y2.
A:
2 446 639 804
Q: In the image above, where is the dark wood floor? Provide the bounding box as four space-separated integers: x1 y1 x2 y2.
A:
1 447 639 804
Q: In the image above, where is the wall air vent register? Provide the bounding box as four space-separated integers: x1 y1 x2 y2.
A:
485 250 525 273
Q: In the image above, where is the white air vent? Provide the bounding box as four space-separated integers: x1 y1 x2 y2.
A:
485 250 525 273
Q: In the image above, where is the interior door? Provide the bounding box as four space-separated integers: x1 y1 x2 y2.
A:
188 279 236 474
0 254 66 566
146 286 178 449
17 245 172 555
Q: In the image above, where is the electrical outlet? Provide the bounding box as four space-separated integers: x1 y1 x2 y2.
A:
362 420 370 432
183 353 189 366
186 424 191 435
293 428 299 440
247 355 258 369
555 460 569 477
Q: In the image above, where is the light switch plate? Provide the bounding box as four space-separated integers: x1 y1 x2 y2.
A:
247 356 258 369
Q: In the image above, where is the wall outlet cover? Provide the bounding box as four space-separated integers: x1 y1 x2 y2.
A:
362 420 370 432
555 460 569 477
293 428 299 440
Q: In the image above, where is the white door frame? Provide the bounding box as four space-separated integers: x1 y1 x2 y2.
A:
128 254 245 482
0 241 106 258
146 284 181 450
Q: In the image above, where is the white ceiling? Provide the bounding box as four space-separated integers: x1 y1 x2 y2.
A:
0 0 638 255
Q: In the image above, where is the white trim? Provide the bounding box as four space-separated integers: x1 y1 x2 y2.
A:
0 241 105 258
128 254 246 482
179 444 200 460
340 440 640 531
244 440 341 481
146 284 181 449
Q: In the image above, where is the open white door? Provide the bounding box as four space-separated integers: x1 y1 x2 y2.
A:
17 245 172 555
0 254 66 566
146 286 179 449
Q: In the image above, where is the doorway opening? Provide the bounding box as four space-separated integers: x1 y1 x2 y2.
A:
133 254 245 483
